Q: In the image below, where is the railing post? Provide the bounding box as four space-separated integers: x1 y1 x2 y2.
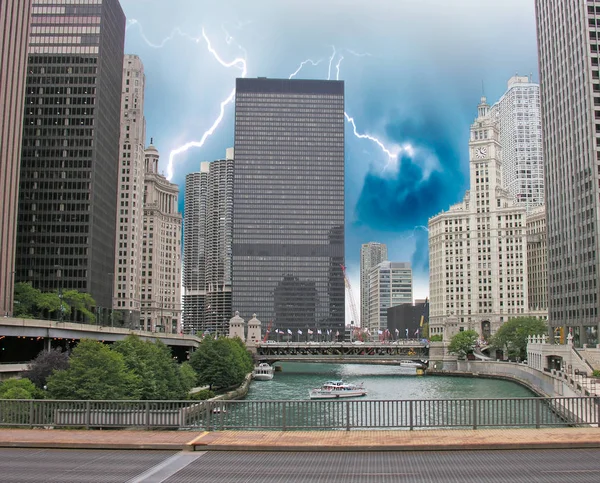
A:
205 401 211 431
145 401 150 429
346 400 351 431
409 400 414 430
85 401 91 429
535 398 541 429
29 400 34 427
472 399 478 430
282 401 286 431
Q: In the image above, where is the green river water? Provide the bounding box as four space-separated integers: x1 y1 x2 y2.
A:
245 362 537 401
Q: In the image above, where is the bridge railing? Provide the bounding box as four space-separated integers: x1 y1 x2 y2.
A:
1 396 599 430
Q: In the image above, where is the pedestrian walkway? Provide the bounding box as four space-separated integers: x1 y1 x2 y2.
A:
1 427 600 452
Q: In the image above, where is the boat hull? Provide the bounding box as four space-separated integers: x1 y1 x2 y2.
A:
252 373 274 381
309 390 367 399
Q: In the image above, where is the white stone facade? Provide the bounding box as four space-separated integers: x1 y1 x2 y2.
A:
112 55 146 327
360 242 387 327
140 146 182 333
367 261 412 334
526 206 547 314
490 76 543 211
429 97 529 340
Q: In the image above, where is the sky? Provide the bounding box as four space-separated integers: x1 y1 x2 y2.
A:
120 0 539 323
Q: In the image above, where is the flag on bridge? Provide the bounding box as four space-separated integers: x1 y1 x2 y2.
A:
327 329 331 335
308 329 313 335
414 329 420 336
287 329 292 335
395 328 399 334
317 329 322 335
378 330 383 335
335 331 339 336
298 329 303 335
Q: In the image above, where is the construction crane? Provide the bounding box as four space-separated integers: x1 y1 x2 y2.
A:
341 265 361 340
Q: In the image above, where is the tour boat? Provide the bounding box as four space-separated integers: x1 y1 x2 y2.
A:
252 362 275 381
308 380 367 399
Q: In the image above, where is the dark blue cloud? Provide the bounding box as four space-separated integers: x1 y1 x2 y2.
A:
354 113 466 232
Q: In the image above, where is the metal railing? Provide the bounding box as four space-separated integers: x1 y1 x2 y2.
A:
0 397 598 431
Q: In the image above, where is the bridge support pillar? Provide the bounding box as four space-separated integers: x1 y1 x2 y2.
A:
44 337 51 352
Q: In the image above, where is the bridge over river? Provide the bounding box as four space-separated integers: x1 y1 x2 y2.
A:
253 340 429 365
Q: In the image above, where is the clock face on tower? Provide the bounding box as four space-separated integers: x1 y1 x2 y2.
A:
475 147 487 159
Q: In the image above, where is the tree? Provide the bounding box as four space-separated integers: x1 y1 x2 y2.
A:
0 378 43 399
490 316 548 361
46 339 141 400
190 336 252 391
62 290 96 323
23 348 70 389
112 335 186 400
448 330 478 359
179 362 198 394
13 282 42 318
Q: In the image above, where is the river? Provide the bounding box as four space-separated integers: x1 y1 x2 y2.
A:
245 362 537 400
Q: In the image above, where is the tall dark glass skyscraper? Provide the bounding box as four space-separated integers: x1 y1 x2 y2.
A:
232 78 345 334
15 0 125 311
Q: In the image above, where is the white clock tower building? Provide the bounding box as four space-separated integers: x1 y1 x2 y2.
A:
428 97 529 341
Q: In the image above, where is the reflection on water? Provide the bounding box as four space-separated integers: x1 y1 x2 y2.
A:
245 362 537 401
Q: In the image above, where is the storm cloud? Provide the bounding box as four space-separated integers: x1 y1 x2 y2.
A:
354 114 465 232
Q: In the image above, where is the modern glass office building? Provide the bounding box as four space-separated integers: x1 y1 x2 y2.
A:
232 78 345 334
15 0 125 311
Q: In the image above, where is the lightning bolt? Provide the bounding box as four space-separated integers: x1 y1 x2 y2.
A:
126 19 202 48
335 56 344 81
289 59 323 79
327 46 336 80
166 28 247 181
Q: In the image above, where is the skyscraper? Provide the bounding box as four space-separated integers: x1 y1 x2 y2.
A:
15 0 125 312
0 0 31 316
367 261 412 334
360 242 388 327
112 54 146 327
183 149 234 335
490 75 544 210
232 78 345 333
535 1 599 345
140 145 182 333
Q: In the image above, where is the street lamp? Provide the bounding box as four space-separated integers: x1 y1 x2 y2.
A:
108 272 114 327
54 265 63 322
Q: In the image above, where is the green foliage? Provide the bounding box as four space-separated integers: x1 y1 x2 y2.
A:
179 362 198 393
0 378 42 399
189 389 215 401
24 348 70 389
429 335 443 342
190 336 252 390
490 316 548 361
62 290 96 323
46 339 141 400
448 330 478 358
13 282 41 317
593 370 600 378
112 335 186 400
13 282 93 322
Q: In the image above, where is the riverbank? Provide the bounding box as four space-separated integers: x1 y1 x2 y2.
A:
429 360 582 398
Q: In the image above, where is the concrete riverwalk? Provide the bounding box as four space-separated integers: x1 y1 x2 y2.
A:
1 427 600 452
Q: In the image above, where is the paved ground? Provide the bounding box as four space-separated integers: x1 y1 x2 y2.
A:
2 426 600 452
2 448 600 482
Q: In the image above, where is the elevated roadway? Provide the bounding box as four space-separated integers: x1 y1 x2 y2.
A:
0 317 201 369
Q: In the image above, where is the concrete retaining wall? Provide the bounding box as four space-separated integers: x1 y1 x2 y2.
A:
432 360 580 398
